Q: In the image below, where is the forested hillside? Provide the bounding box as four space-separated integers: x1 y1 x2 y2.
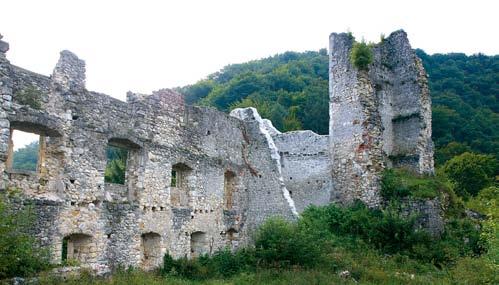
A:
179 49 499 165
11 141 38 171
178 50 330 134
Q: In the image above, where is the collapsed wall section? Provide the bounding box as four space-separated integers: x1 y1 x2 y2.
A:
273 130 332 212
230 107 298 223
369 31 434 173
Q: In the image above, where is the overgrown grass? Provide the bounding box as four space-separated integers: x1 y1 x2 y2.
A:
38 248 497 285
381 168 451 200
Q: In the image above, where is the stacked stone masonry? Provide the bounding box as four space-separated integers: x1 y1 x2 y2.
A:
329 30 434 207
0 30 436 274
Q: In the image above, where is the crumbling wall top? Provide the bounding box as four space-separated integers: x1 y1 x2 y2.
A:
0 34 9 56
126 89 185 110
52 50 86 91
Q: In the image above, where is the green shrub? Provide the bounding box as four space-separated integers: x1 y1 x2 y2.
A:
442 152 497 198
161 248 257 280
301 202 426 255
349 41 373 70
466 186 498 216
161 254 204 279
0 196 51 278
14 86 42 109
300 200 482 266
254 217 321 267
466 186 498 262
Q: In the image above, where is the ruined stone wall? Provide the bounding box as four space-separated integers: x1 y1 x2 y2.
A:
230 108 298 226
0 37 296 273
0 34 12 190
329 30 434 207
273 131 332 212
0 29 438 274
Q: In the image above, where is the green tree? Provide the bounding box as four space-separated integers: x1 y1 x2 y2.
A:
12 141 39 171
255 217 320 267
283 106 302 131
104 146 128 184
443 152 498 198
0 195 50 278
435 141 471 165
179 48 497 162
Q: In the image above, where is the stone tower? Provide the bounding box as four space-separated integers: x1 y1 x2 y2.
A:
329 30 434 207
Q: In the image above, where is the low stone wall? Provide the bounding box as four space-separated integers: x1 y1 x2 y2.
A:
400 197 445 236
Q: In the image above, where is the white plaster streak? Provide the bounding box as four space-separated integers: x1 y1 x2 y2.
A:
230 108 299 217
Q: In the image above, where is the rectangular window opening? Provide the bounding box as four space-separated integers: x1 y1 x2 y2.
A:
171 170 177 187
10 129 40 172
105 145 128 184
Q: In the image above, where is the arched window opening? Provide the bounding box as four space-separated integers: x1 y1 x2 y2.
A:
61 233 93 264
190 231 208 258
224 171 237 210
170 163 192 207
141 232 162 270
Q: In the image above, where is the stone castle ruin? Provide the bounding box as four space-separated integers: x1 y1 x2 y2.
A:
0 30 434 272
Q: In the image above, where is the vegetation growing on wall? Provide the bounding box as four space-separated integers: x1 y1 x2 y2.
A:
349 41 374 70
13 86 42 109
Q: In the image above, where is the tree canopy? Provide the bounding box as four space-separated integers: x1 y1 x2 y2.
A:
179 49 498 165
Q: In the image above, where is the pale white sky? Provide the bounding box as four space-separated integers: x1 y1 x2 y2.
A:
2 0 498 148
12 130 38 151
